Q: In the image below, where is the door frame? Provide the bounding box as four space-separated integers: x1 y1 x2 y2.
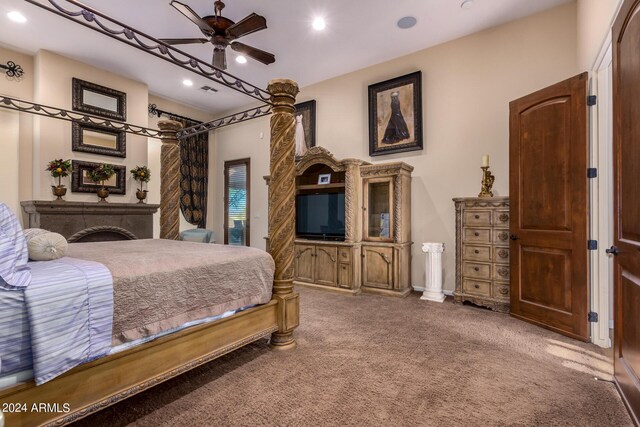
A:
589 38 614 348
223 157 251 246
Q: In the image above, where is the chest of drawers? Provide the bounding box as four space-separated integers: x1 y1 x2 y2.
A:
453 197 510 313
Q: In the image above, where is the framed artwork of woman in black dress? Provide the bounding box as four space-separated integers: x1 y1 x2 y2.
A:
368 71 423 156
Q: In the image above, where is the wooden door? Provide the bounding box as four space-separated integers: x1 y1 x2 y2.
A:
613 1 640 421
294 244 315 283
315 246 338 286
362 246 394 289
509 73 589 341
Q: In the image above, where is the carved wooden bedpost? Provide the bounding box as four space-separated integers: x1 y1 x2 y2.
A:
267 78 300 350
158 120 183 240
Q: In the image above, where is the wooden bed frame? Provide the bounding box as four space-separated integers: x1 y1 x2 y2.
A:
0 76 300 425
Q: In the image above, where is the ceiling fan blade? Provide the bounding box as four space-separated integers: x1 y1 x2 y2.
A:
213 48 227 70
231 42 275 65
160 38 209 45
226 13 267 38
170 1 214 34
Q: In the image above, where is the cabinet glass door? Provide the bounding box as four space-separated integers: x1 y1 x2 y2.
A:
366 179 393 241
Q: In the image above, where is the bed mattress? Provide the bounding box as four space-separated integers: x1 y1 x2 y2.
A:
65 239 274 345
0 239 274 386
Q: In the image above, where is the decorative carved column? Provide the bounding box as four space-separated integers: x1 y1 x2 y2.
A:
267 78 300 350
421 242 446 302
158 120 183 240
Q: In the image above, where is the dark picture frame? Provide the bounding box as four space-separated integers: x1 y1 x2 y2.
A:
72 78 127 121
71 160 126 194
294 100 316 158
368 71 423 156
72 121 126 158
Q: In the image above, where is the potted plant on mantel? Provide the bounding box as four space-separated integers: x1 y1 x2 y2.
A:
87 163 116 203
46 159 72 201
130 165 150 204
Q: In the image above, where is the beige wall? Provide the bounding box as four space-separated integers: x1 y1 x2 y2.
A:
32 50 148 204
212 3 579 291
577 0 623 71
0 46 34 222
147 94 215 238
0 46 215 236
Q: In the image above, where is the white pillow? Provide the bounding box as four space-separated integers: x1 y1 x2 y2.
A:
27 232 68 261
23 228 49 243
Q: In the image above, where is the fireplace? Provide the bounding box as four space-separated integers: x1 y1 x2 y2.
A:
21 201 160 242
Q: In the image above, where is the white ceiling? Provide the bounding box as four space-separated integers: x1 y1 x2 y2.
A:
0 0 571 115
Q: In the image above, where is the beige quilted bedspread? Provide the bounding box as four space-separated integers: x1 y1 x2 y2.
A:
65 239 274 345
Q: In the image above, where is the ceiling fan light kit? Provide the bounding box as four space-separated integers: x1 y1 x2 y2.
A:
160 0 275 70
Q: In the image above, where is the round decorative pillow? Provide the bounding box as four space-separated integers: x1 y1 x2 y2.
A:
27 232 68 261
23 228 50 243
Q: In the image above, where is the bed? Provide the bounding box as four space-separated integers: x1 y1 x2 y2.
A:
0 1 300 425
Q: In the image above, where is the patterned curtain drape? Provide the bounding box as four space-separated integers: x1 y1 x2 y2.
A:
178 119 209 228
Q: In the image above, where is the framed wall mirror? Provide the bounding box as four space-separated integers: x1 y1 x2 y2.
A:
72 121 126 157
72 78 127 121
71 160 126 194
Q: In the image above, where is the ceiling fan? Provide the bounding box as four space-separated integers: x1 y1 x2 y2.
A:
160 0 275 70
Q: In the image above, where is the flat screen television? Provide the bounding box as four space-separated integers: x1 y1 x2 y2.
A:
296 192 345 240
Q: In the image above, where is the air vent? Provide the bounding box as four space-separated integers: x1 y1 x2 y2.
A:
201 85 219 93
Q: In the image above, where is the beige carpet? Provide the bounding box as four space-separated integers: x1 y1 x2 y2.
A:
75 287 632 426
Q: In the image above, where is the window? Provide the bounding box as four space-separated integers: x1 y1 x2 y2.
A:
224 158 250 246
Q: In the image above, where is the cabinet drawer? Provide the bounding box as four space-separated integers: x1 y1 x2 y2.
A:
339 248 351 262
463 228 491 243
464 210 491 226
493 230 510 245
493 210 510 228
463 245 491 262
463 279 491 297
493 282 510 301
463 261 491 279
493 264 510 281
494 246 510 264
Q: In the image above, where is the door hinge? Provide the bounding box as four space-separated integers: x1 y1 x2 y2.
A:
587 168 597 178
588 240 598 250
588 312 599 322
587 95 597 106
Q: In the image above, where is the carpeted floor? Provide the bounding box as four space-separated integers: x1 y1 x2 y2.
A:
75 287 633 426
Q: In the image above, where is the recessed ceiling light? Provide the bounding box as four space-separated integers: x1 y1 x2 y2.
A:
461 0 474 10
397 16 417 29
235 55 247 64
7 11 27 23
182 79 193 87
312 17 326 31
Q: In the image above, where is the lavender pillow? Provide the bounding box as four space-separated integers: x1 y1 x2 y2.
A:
0 203 31 290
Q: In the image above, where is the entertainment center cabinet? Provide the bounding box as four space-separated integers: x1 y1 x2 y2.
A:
270 147 413 297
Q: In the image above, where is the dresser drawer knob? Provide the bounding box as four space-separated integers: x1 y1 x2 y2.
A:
474 284 480 289
498 286 509 295
474 249 479 254
474 214 480 219
474 232 480 237
474 267 480 272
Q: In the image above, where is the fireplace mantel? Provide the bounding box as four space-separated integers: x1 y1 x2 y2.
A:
21 200 160 242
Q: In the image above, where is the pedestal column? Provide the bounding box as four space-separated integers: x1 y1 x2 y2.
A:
421 242 445 302
158 120 183 240
267 79 300 349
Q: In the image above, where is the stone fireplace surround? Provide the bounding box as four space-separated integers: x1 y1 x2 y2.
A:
21 200 160 242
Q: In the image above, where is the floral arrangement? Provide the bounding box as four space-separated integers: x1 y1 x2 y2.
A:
87 163 116 185
130 165 151 191
45 159 72 187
